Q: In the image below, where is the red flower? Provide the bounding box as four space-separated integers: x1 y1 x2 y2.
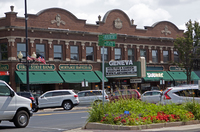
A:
121 119 126 124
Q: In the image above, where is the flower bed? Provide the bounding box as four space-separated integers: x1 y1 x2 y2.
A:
87 98 200 126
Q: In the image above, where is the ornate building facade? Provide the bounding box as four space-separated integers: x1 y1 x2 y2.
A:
1 6 196 94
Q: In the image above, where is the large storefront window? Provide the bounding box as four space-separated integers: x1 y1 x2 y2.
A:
163 50 169 63
152 50 158 63
140 49 146 60
128 49 134 62
101 47 108 61
36 44 45 58
115 48 121 60
70 46 79 60
174 51 179 62
0 43 8 60
54 45 62 60
17 43 26 59
86 47 94 61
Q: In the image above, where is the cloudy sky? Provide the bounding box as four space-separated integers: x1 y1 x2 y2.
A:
1 0 200 30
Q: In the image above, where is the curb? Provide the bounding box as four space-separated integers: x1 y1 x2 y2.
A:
84 120 200 130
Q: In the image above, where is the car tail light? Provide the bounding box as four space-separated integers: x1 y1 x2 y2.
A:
29 97 35 101
105 95 108 99
164 89 172 100
74 94 78 98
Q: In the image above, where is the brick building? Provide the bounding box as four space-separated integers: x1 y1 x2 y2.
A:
0 6 198 94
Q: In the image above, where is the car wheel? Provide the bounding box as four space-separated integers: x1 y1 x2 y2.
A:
32 107 38 112
63 101 73 110
13 110 29 128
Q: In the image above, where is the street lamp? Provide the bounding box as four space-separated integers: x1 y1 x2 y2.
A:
18 51 37 92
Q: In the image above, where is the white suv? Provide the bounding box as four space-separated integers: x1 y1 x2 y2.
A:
161 85 200 105
34 90 79 112
0 80 33 128
77 90 109 105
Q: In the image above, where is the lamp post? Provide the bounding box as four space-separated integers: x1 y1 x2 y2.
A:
18 51 37 92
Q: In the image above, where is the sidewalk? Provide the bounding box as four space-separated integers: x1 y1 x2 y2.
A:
64 123 200 132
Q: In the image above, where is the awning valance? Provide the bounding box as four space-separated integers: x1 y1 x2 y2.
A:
15 71 63 84
167 71 187 81
143 71 173 82
94 71 108 82
58 71 101 83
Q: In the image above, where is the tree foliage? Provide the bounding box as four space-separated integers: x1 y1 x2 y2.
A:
174 20 200 84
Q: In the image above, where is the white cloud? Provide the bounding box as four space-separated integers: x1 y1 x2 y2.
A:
126 3 171 28
104 0 120 6
57 0 97 7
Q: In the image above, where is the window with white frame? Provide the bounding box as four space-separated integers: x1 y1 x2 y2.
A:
101 47 108 61
86 47 94 61
70 46 79 61
152 50 158 63
115 48 121 60
36 44 45 58
128 48 134 62
0 43 8 60
54 45 62 60
140 49 146 60
174 51 179 62
163 50 169 63
17 43 26 59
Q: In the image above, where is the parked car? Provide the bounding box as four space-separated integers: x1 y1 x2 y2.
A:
161 85 200 105
141 90 162 104
0 80 33 128
109 89 141 101
77 90 109 105
17 91 38 112
34 90 79 112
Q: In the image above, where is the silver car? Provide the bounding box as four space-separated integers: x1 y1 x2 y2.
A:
161 85 200 105
141 90 162 104
77 90 109 105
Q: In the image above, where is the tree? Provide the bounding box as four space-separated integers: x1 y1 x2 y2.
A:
174 20 200 84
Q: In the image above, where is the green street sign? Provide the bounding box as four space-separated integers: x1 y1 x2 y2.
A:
102 34 117 40
104 41 115 47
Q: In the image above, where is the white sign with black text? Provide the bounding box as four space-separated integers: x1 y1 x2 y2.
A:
130 79 142 83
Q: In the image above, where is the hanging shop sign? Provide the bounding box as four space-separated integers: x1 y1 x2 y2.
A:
16 63 55 71
0 63 9 71
130 78 142 83
59 64 93 71
104 60 141 78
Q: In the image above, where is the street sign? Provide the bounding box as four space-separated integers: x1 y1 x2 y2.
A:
104 41 115 47
102 34 117 40
98 34 117 46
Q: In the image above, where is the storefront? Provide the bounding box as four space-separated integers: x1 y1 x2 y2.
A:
0 64 10 83
143 66 174 92
104 60 143 93
168 66 200 86
58 64 108 92
15 64 63 94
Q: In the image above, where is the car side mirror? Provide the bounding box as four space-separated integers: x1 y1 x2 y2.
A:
10 91 15 97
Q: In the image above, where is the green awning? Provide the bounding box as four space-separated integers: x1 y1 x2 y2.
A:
15 71 64 84
0 75 9 83
189 71 200 81
58 71 101 83
94 71 108 82
167 71 187 81
143 71 173 82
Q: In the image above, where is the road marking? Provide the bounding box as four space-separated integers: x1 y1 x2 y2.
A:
34 111 88 116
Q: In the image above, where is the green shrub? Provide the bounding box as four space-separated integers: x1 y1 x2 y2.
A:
87 98 197 126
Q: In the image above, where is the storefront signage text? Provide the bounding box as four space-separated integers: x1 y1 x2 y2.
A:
109 60 133 66
16 64 55 71
0 63 9 71
130 78 142 83
169 66 185 71
147 73 163 78
106 66 137 77
59 64 93 71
